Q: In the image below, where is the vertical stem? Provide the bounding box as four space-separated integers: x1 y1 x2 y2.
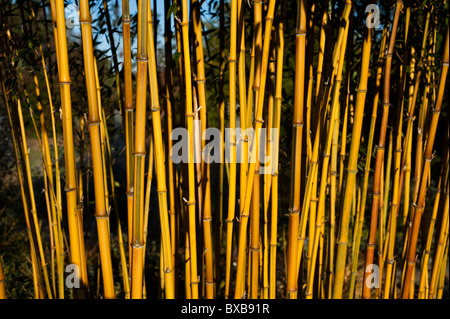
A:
363 1 402 299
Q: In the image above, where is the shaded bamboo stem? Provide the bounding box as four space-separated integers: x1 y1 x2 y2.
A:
401 26 449 299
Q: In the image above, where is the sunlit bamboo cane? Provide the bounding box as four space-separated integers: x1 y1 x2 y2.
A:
428 186 449 299
147 0 175 299
53 0 88 297
130 0 149 299
179 0 199 299
305 12 349 298
234 0 277 299
191 0 214 299
164 0 177 286
269 1 284 299
332 7 372 298
363 0 402 299
79 0 116 299
286 0 306 299
121 0 134 283
347 26 388 299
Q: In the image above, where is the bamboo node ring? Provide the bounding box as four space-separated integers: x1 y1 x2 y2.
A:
87 120 101 127
78 19 93 25
95 215 109 220
150 106 161 112
64 187 77 193
133 152 146 157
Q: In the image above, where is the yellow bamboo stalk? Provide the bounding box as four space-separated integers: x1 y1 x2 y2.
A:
191 0 214 299
234 0 277 299
79 0 116 299
418 159 448 298
53 0 88 297
130 0 149 299
179 0 199 299
164 0 177 285
286 0 306 299
328 82 339 298
306 13 350 299
269 2 285 298
248 0 263 299
348 26 388 299
16 98 53 299
436 236 448 299
147 0 175 299
100 103 130 298
122 0 134 283
224 0 239 298
143 137 154 297
363 1 403 299
428 180 449 298
238 0 248 226
2 80 42 299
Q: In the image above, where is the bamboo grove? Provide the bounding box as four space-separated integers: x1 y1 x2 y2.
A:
0 0 448 300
